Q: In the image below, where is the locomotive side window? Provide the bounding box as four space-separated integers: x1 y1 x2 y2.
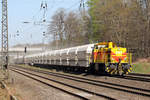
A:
107 50 111 62
95 45 98 49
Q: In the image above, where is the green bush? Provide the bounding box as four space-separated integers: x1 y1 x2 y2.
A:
132 63 150 74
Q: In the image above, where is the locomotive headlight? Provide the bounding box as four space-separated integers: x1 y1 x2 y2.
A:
124 57 127 62
111 57 115 62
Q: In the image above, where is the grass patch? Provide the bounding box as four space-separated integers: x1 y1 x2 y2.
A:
132 63 150 74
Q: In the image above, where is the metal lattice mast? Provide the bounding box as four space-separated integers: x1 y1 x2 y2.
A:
79 0 85 15
1 0 9 69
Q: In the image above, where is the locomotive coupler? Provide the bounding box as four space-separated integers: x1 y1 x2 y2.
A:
117 59 123 75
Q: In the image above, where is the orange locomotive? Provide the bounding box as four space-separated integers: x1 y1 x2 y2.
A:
90 42 132 75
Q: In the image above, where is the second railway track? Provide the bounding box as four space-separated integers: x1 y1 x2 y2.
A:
10 65 150 100
129 73 150 77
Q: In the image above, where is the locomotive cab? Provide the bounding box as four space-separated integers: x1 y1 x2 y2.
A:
91 42 132 75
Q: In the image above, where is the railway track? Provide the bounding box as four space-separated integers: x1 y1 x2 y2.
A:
129 73 150 77
10 65 150 100
113 73 150 82
10 66 116 100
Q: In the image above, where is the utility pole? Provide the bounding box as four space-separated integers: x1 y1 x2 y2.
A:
1 0 9 79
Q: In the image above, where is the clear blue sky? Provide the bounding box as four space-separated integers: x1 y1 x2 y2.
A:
0 0 87 47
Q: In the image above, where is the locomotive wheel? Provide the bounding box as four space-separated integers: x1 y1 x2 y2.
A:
95 63 99 72
89 63 106 74
89 63 95 74
118 71 123 76
93 63 100 74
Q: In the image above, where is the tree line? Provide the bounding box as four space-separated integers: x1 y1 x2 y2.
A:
47 0 150 60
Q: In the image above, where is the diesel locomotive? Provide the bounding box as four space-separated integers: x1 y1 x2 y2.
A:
90 42 132 75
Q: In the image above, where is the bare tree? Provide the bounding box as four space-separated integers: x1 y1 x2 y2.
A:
48 8 88 48
48 8 66 49
64 11 85 47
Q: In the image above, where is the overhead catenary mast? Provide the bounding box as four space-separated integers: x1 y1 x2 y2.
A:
40 0 48 23
1 0 9 73
79 0 85 16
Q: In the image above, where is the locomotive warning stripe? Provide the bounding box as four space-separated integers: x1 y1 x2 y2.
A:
94 52 98 60
111 52 127 62
94 52 103 60
111 52 127 55
94 51 127 62
112 56 126 62
128 69 131 72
